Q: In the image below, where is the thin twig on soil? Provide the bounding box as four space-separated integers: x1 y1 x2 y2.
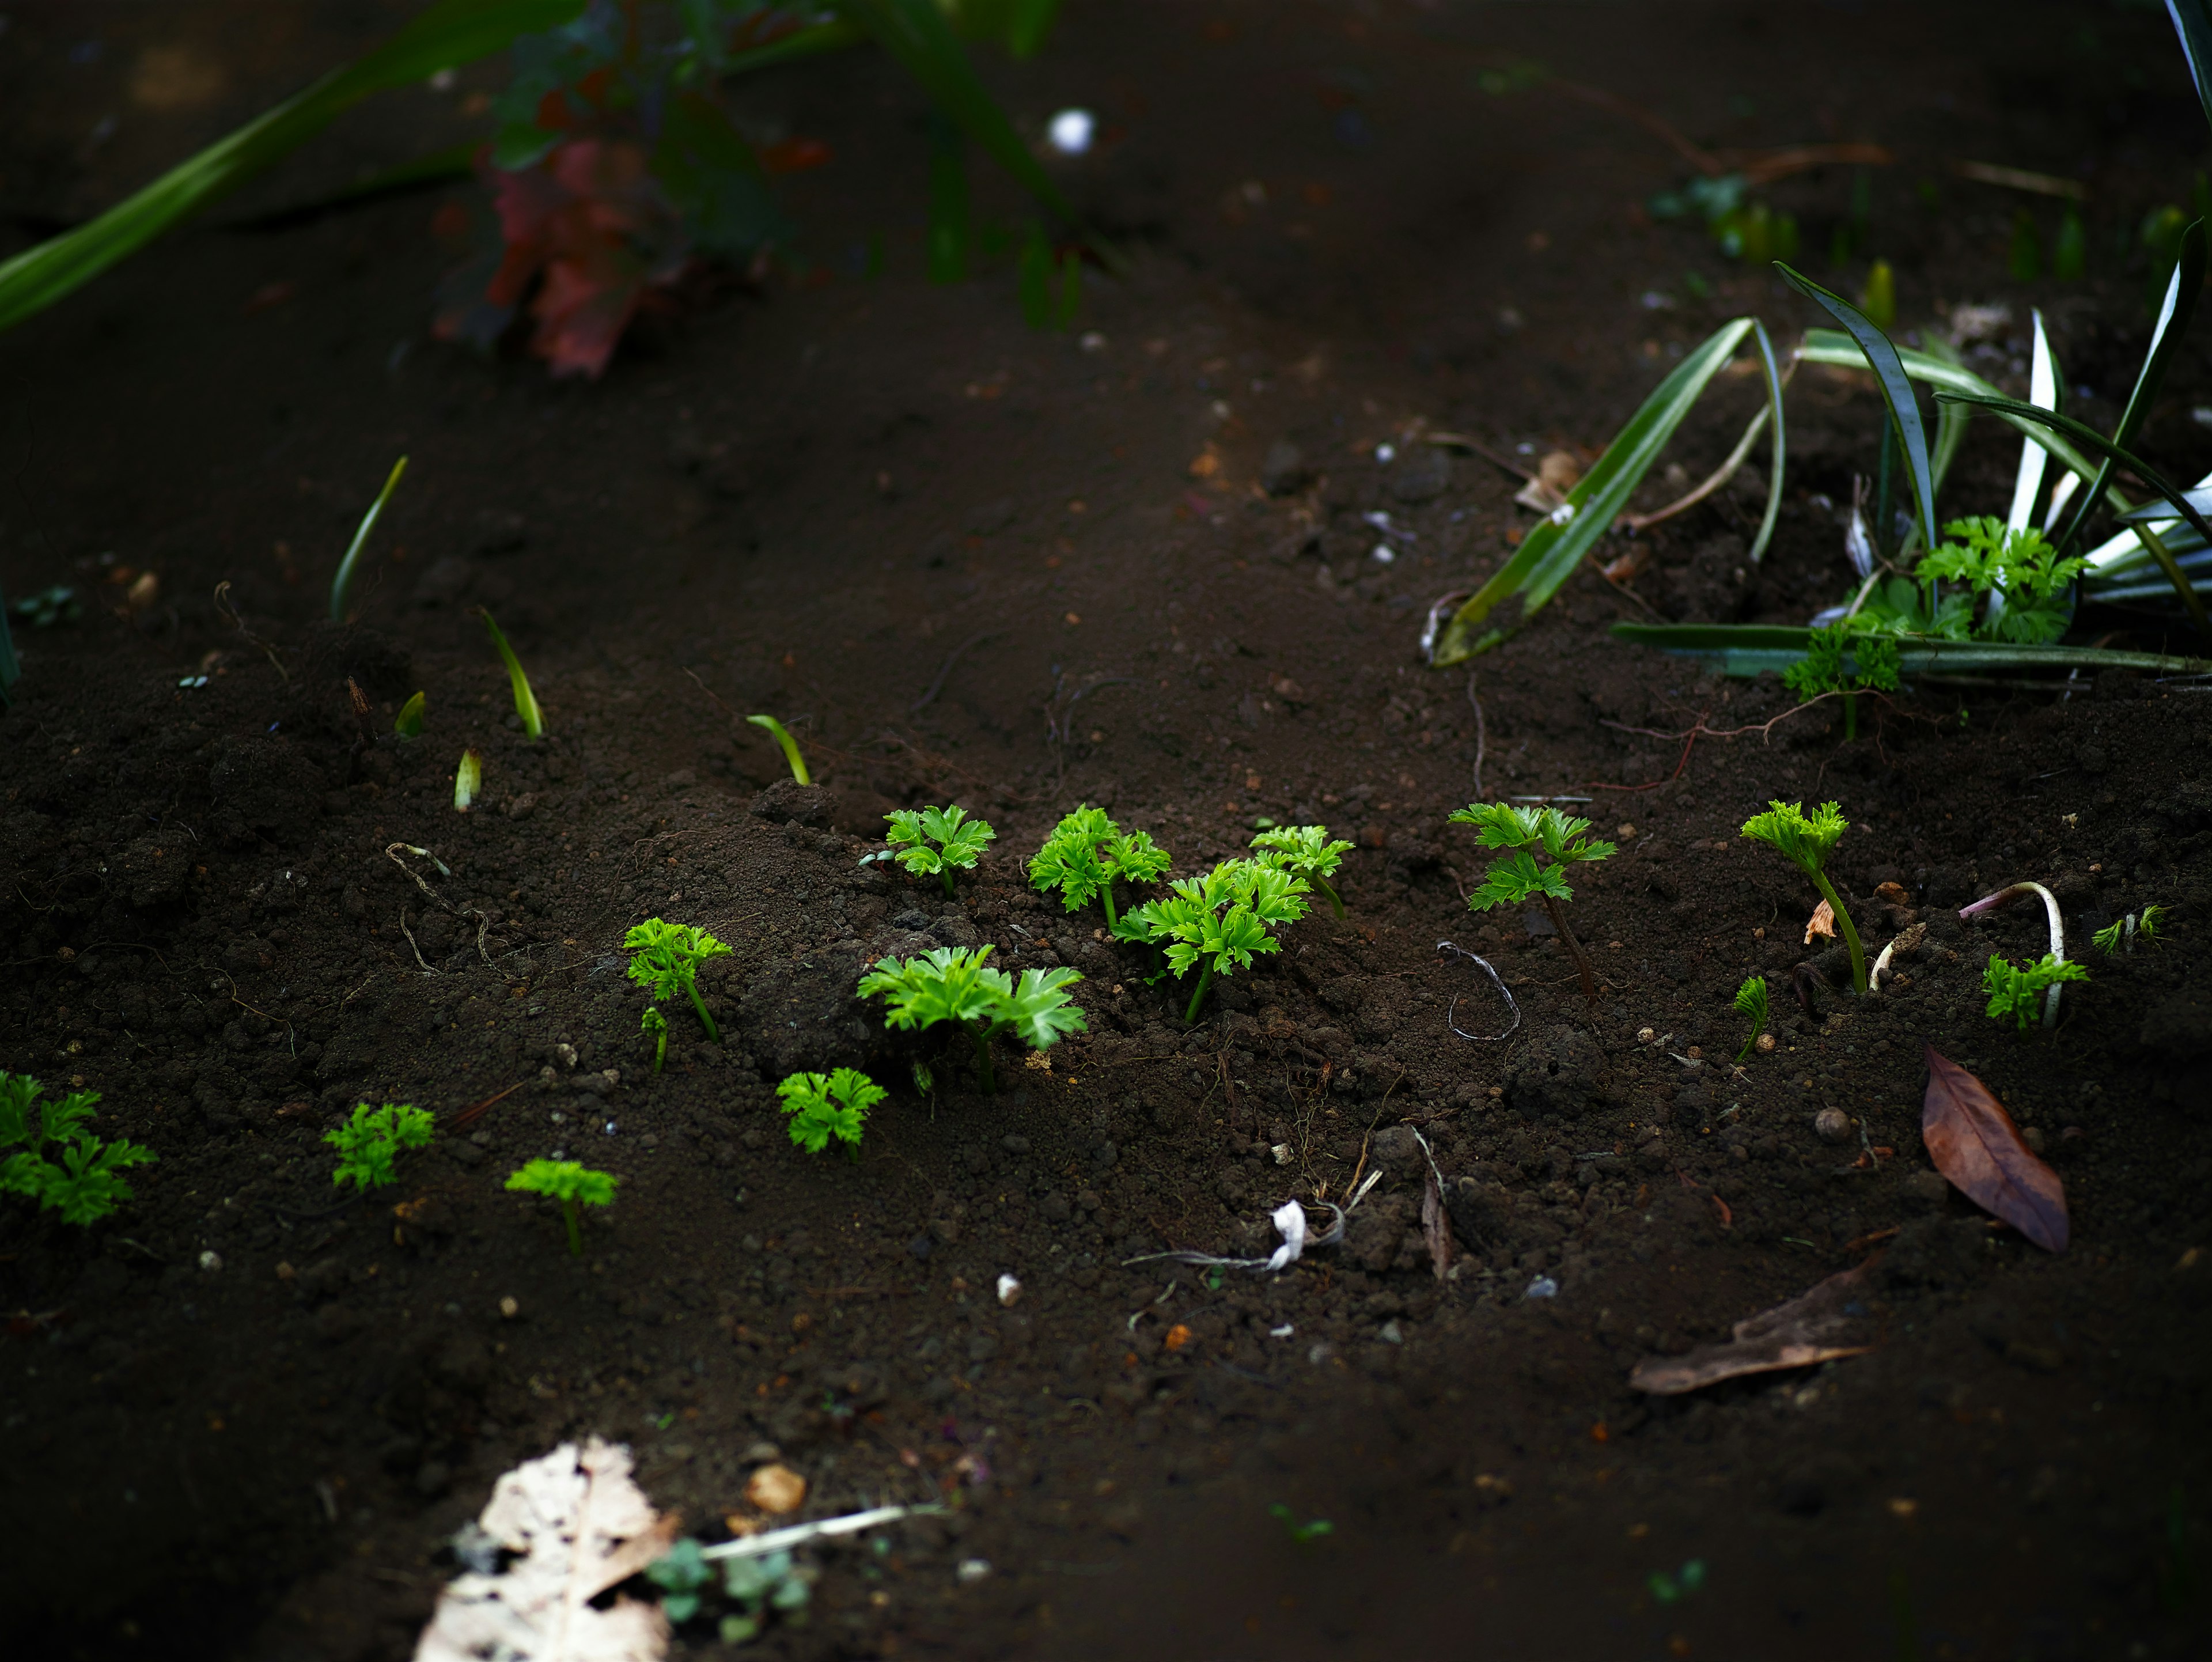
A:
911 631 1002 714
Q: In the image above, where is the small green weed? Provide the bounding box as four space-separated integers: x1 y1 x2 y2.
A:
1115 857 1310 1022
857 945 1084 1092
649 1537 817 1643
505 1159 617 1256
454 747 482 811
1648 1558 1707 1604
886 804 996 897
394 690 426 738
324 1101 434 1192
624 918 732 1045
1741 800 1866 996
0 1073 156 1226
329 455 407 622
1983 952 2089 1032
1783 627 1899 740
777 1067 884 1156
476 607 543 738
1251 824 1354 918
1733 975 1769 1063
641 1006 668 1073
13 585 81 627
1448 803 1613 1000
1029 804 1169 930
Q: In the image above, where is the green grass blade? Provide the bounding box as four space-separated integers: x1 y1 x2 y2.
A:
0 0 584 336
476 607 546 739
1775 262 1936 552
1432 317 1755 664
1611 620 2212 677
1749 317 1786 563
395 690 426 738
747 714 810 784
2165 1 2212 141
329 456 408 623
1007 0 1065 57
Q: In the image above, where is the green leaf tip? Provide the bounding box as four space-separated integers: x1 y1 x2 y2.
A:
331 455 408 623
748 714 810 784
477 607 544 738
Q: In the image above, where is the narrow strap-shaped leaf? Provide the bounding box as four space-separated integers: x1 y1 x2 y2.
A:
1610 620 2212 676
1775 262 1937 552
1431 317 1755 664
2166 1 2212 143
1748 318 1786 563
2006 309 2057 532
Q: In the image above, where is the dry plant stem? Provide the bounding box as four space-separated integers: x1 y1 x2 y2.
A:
1959 880 2068 1028
1541 895 1597 1002
1621 359 1800 534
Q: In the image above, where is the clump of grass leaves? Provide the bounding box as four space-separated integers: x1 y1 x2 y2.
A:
777 1067 884 1157
857 945 1084 1092
1029 804 1169 930
1116 857 1310 1023
506 1158 617 1256
1983 953 2089 1033
1 1073 156 1226
1740 800 1868 996
325 1101 434 1192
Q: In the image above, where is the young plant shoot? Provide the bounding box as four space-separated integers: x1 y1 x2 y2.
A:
0 1073 156 1226
625 918 732 1045
1733 975 1770 1063
506 1159 617 1256
1029 804 1171 930
2093 903 2169 954
329 455 407 623
885 805 996 898
1741 801 1866 995
1447 804 1615 1001
857 946 1085 1092
641 1006 668 1074
324 1101 434 1192
747 714 810 784
476 607 544 738
1116 857 1310 1023
1983 953 2090 1032
1783 627 1900 741
454 747 483 811
395 690 426 738
777 1068 885 1157
1251 824 1355 918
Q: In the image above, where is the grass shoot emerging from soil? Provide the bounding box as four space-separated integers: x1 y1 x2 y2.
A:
394 690 425 738
886 804 996 897
0 1073 156 1226
1983 954 2090 1032
323 1101 434 1193
1029 804 1169 930
857 945 1084 1092
505 1160 617 1257
328 455 406 623
747 714 810 783
476 607 544 739
1116 857 1311 1021
642 1006 668 1074
777 1068 885 1157
454 747 482 811
1251 824 1355 918
1733 975 1770 1063
1448 803 1614 1001
1741 800 1866 996
625 918 733 1045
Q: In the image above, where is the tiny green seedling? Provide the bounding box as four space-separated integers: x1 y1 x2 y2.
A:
777 1067 885 1156
1733 974 1769 1063
505 1159 617 1256
2093 903 2169 954
641 1006 668 1074
329 455 407 622
747 714 810 784
454 747 482 811
1649 1558 1709 1605
476 606 544 739
649 1538 817 1643
395 690 426 738
1911 517 2089 646
324 1101 434 1192
885 804 996 898
1740 800 1867 997
1782 626 1899 741
1251 824 1355 918
1029 804 1171 930
625 917 733 1045
858 945 1085 1092
14 584 81 628
1447 803 1614 1001
1983 953 2090 1032
0 1072 156 1226
1116 857 1310 1022
1268 1503 1334 1545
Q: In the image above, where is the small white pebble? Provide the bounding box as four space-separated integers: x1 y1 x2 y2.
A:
996 1274 1022 1308
1047 108 1094 154
499 1296 520 1319
1080 331 1107 353
957 1558 993 1584
1270 1323 1295 1339
1374 442 1396 463
1371 544 1396 564
198 1251 222 1273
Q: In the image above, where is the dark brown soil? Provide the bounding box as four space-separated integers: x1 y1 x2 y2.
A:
4 3 2210 1659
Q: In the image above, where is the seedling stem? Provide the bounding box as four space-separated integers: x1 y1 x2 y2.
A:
748 715 810 784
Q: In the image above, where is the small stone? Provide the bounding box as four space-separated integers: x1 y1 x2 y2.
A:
198 1251 223 1273
956 1558 993 1584
1814 1108 1852 1144
499 1296 520 1319
997 1274 1022 1307
1001 1134 1031 1155
1755 1033 1777 1054
1378 1319 1404 1344
745 1463 808 1515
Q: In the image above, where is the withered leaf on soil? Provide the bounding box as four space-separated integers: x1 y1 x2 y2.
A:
1922 1046 2069 1252
1629 1262 1878 1394
1421 1167 1451 1282
415 1437 676 1662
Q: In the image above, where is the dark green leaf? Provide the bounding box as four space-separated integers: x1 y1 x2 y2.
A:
1610 620 2212 676
2165 1 2212 143
1748 318 1786 562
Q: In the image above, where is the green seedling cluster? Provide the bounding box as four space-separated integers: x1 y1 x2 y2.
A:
324 1101 434 1192
476 607 543 739
648 1537 816 1644
1983 953 2090 1032
1448 803 1614 1001
625 917 732 1046
1116 857 1310 1023
1733 975 1770 1063
1783 627 1899 740
1028 804 1169 929
2093 904 2168 954
1251 824 1355 918
0 1073 155 1226
641 1006 668 1074
857 945 1084 1092
1741 800 1867 997
777 1068 884 1157
886 804 996 896
505 1159 617 1256
748 714 809 784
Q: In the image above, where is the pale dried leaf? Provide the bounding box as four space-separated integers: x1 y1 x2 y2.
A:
1629 1263 1878 1394
1421 1167 1451 1282
1804 898 1836 944
415 1438 675 1662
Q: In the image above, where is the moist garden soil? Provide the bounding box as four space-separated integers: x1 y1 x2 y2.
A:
4 3 2211 1658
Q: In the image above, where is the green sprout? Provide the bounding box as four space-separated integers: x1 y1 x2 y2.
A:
777 1067 885 1157
857 945 1085 1092
13 584 81 628
394 690 425 738
1733 974 1769 1063
624 918 732 1045
2093 903 2168 955
324 1101 434 1192
1741 800 1867 997
329 455 407 623
1251 824 1355 918
1649 1559 1709 1605
1782 627 1899 741
505 1159 617 1256
1910 517 2089 646
648 1538 816 1644
885 804 996 898
1983 952 2090 1032
0 1072 156 1226
1115 857 1310 1023
747 714 810 784
476 606 543 739
454 747 482 811
1028 804 1171 930
1268 1503 1334 1545
1447 803 1614 1001
641 1006 668 1074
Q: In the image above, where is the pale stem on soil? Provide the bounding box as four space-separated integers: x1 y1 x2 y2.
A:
1959 880 2069 1028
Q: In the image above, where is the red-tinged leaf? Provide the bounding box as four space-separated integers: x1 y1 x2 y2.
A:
1922 1045 2069 1252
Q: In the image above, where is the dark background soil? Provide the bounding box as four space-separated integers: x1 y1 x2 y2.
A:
3 3 2210 1658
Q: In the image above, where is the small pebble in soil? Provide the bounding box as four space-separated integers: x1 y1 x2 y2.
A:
1637 1028 1656 1043
1524 1275 1559 1299
746 1463 808 1515
1270 1323 1294 1338
1756 1034 1777 1053
997 1274 1022 1307
199 1251 222 1273
1814 1109 1851 1144
499 1296 520 1319
957 1559 993 1584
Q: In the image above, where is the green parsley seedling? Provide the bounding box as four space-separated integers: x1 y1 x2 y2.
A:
1741 800 1867 997
1983 953 2090 1032
505 1159 617 1256
1733 975 1769 1063
857 945 1085 1092
324 1101 434 1192
1251 824 1355 918
885 805 996 897
0 1072 156 1226
641 1006 668 1073
747 714 810 784
1447 803 1614 1001
2093 903 2169 955
1116 857 1310 1022
476 606 544 739
1029 804 1171 930
625 917 733 1046
777 1067 885 1157
1782 626 1899 741
1912 517 2089 646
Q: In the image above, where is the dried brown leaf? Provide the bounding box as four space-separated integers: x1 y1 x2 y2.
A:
1921 1046 2069 1252
1629 1263 1878 1394
1804 898 1836 943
